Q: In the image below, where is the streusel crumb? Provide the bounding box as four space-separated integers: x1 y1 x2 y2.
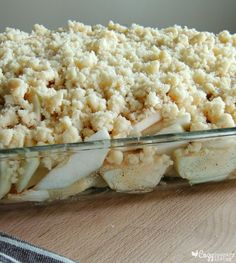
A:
0 21 235 148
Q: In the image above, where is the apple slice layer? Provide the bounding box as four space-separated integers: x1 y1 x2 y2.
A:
36 129 110 190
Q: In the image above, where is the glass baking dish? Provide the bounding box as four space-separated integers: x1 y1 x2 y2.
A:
0 127 236 207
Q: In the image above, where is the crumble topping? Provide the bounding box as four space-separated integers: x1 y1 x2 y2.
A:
0 21 236 148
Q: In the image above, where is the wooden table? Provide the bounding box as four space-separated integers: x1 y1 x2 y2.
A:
1 180 236 263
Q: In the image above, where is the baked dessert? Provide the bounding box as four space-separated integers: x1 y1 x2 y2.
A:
0 21 236 202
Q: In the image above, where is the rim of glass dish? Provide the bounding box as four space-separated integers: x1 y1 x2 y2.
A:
0 127 236 156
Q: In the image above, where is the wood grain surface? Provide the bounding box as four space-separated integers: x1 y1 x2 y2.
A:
1 180 236 263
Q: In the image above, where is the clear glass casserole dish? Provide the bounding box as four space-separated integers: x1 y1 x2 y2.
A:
0 127 236 207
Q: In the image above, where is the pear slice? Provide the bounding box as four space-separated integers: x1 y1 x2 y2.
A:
133 112 162 133
100 155 172 192
48 174 107 200
16 157 40 193
36 129 110 190
174 143 236 184
7 189 50 202
0 160 12 199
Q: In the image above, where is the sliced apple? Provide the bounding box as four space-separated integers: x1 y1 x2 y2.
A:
142 121 164 136
32 93 41 122
157 123 184 135
203 137 236 149
143 113 191 136
174 144 236 184
16 157 40 193
155 124 188 155
27 166 49 189
133 112 162 133
100 155 172 192
7 189 50 202
48 174 107 200
36 129 110 190
0 160 12 199
172 113 191 129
